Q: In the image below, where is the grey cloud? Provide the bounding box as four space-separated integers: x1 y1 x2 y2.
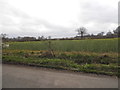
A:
0 0 73 38
79 1 117 24
0 0 118 38
75 0 118 34
118 1 120 25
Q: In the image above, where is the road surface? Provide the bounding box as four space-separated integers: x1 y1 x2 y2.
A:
2 64 118 88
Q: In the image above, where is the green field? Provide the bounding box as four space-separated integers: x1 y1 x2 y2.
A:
6 38 119 53
3 38 120 76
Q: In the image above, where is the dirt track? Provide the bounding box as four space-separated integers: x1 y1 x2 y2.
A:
2 64 118 88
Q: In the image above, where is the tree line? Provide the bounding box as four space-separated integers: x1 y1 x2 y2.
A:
1 26 120 42
75 26 120 39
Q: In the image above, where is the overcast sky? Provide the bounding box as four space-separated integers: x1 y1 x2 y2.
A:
0 0 118 38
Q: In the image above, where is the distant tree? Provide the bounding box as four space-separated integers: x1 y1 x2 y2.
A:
75 27 87 39
97 32 104 37
17 36 22 41
106 31 113 36
1 33 7 39
101 32 104 36
113 26 120 37
91 34 94 37
1 33 7 42
113 29 118 36
21 37 36 41
38 36 45 40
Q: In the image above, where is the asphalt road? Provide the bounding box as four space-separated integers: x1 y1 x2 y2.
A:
2 64 118 88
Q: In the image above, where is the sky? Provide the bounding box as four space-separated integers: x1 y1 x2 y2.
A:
0 0 119 38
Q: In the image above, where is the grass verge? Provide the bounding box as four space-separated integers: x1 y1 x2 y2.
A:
2 55 119 77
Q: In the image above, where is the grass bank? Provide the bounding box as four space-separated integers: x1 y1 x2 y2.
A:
2 50 119 77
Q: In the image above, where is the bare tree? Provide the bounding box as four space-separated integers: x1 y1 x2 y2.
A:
1 33 7 42
47 36 55 57
76 27 87 39
1 33 7 39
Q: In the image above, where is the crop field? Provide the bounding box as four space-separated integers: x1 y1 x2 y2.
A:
2 38 120 76
5 38 119 52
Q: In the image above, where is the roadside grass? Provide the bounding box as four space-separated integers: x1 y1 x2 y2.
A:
2 50 119 77
3 50 118 65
